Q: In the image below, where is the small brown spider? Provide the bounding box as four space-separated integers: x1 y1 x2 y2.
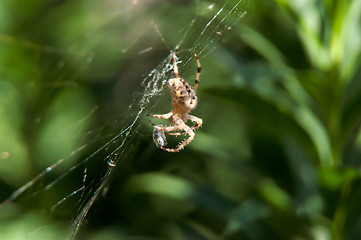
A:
148 52 203 152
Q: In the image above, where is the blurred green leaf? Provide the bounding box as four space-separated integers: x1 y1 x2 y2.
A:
234 23 332 165
34 88 93 170
127 173 193 200
0 203 66 240
275 0 331 69
339 0 361 82
318 166 360 190
207 86 332 165
223 200 271 238
236 24 288 70
284 137 323 214
0 81 29 185
257 179 292 211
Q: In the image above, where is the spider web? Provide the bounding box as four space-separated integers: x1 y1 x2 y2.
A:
2 0 247 238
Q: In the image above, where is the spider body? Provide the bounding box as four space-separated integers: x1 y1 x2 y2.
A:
148 52 202 152
168 78 197 112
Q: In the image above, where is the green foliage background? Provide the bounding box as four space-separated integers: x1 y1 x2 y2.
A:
1 0 361 239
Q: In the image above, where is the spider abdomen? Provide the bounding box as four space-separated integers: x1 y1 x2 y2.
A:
168 78 197 112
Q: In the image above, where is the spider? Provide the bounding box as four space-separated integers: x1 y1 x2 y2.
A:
148 52 203 152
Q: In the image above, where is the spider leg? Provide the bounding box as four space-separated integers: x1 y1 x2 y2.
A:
166 131 186 136
188 114 203 131
159 117 195 153
163 115 202 134
147 111 173 120
169 114 201 142
172 53 179 78
148 112 185 136
165 114 201 136
161 125 195 153
151 126 185 136
149 121 184 136
193 52 201 91
153 124 183 133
